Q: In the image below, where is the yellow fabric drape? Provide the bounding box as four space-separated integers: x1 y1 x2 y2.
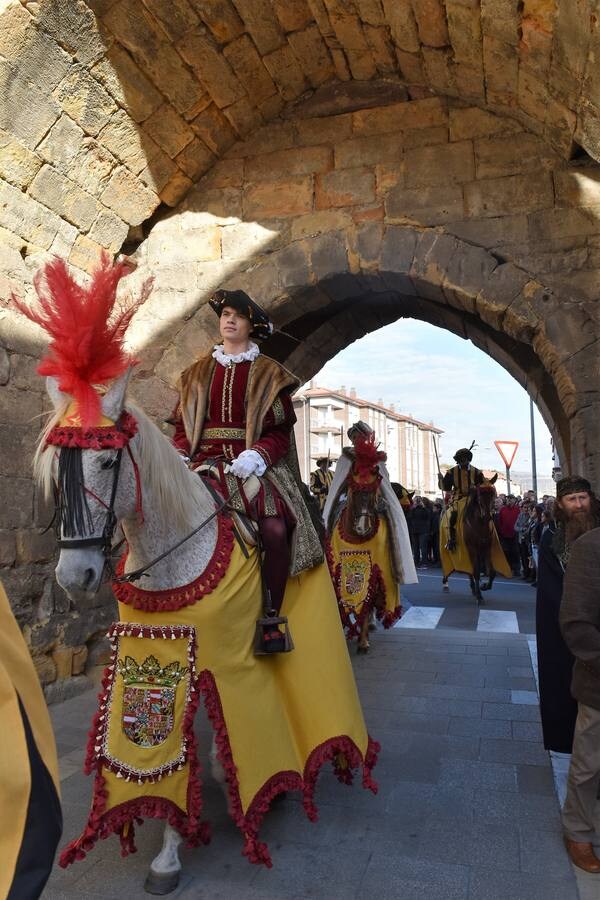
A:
0 580 60 899
331 518 400 625
440 497 512 579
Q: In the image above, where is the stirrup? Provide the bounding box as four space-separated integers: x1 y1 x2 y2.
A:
253 613 294 656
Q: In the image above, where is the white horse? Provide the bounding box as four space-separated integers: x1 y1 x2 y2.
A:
37 371 378 894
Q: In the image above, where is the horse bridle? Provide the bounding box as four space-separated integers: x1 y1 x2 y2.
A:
54 443 242 585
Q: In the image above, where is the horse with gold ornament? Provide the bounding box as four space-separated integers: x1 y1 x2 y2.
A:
439 446 511 603
8 256 380 895
324 422 417 654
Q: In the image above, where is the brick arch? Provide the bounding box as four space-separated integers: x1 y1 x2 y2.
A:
148 227 574 471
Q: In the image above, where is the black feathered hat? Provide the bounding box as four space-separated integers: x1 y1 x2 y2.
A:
454 440 476 463
209 289 273 341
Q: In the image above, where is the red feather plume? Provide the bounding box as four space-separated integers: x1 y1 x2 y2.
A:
353 431 387 479
9 253 152 427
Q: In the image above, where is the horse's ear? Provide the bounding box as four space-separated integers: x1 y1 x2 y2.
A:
101 368 133 421
408 490 415 500
46 376 68 410
489 473 498 484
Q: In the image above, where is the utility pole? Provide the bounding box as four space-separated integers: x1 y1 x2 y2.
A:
529 397 538 498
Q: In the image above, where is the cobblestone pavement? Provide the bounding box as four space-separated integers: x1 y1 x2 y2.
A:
43 608 595 900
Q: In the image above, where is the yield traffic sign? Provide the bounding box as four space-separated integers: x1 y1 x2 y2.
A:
494 440 519 469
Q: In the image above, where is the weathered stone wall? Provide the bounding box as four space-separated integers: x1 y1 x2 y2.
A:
2 0 600 691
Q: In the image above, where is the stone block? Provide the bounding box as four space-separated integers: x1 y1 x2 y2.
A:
71 645 89 675
16 529 56 564
49 218 80 258
34 654 57 686
395 49 426 84
309 231 349 280
174 138 216 181
225 122 296 158
0 59 61 149
191 104 237 156
0 530 16 566
405 140 474 189
554 167 600 208
528 207 600 241
0 384 43 425
356 222 384 266
91 44 163 123
365 22 398 75
139 142 179 193
101 166 160 226
411 0 449 48
68 235 106 274
0 129 43 190
275 241 311 290
0 5 72 87
464 172 554 218
0 477 33 528
446 214 529 249
243 176 313 218
88 208 129 252
335 133 403 169
287 24 335 87
141 0 200 41
180 185 242 223
410 231 459 302
352 97 447 135
246 146 333 182
223 99 263 139
402 125 448 149
231 0 285 54
386 183 465 225
197 158 243 189
476 262 530 330
262 44 308 101
144 104 196 159
53 64 118 137
380 225 418 273
95 109 147 174
315 167 375 208
272 0 313 31
222 34 277 105
0 347 8 385
443 243 498 314
177 28 245 109
51 646 75 680
295 114 353 147
28 165 99 231
36 113 85 172
221 221 279 259
188 0 244 42
474 134 560 180
449 106 523 142
382 0 419 52
291 209 352 240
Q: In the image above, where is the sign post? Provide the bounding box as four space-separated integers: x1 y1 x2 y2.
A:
494 441 519 494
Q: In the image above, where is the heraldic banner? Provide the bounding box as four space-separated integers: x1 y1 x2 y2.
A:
60 622 207 865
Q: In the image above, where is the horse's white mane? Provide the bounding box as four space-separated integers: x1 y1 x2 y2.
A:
34 400 210 530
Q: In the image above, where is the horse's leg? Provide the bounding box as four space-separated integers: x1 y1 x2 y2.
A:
145 824 182 896
357 612 370 653
442 575 449 592
209 734 235 816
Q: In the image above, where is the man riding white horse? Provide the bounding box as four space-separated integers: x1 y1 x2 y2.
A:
169 289 322 653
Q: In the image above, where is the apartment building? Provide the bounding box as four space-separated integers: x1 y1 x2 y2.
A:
293 384 443 497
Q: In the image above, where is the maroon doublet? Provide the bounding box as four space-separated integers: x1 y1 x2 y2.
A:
172 359 296 613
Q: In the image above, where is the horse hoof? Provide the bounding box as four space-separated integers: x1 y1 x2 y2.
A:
368 622 377 632
357 644 369 655
442 585 449 592
144 869 180 896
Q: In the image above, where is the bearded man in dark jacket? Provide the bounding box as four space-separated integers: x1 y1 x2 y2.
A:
536 476 600 753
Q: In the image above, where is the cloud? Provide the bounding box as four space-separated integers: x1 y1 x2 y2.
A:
309 319 554 474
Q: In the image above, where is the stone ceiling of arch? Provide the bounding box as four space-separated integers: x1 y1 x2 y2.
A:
1 0 600 275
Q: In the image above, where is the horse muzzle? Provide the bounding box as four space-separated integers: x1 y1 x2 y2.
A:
56 547 106 597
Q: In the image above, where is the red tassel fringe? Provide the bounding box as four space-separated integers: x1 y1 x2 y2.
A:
46 411 139 450
61 668 380 870
112 513 235 611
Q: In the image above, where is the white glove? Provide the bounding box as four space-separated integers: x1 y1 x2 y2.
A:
229 449 266 479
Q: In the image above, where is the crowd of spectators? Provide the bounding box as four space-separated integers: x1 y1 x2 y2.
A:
404 489 557 576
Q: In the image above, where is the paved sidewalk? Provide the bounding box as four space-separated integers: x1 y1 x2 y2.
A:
44 627 585 900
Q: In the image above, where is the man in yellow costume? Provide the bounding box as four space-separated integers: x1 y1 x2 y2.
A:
441 444 485 551
310 456 334 512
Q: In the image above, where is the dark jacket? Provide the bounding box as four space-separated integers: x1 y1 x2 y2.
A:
535 525 578 751
560 527 600 712
410 505 431 535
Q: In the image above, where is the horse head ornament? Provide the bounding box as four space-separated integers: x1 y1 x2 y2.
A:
343 429 387 540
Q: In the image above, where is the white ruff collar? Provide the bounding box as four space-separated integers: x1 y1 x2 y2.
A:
212 342 260 367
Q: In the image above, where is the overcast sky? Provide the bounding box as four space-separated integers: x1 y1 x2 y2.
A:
308 318 555 476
